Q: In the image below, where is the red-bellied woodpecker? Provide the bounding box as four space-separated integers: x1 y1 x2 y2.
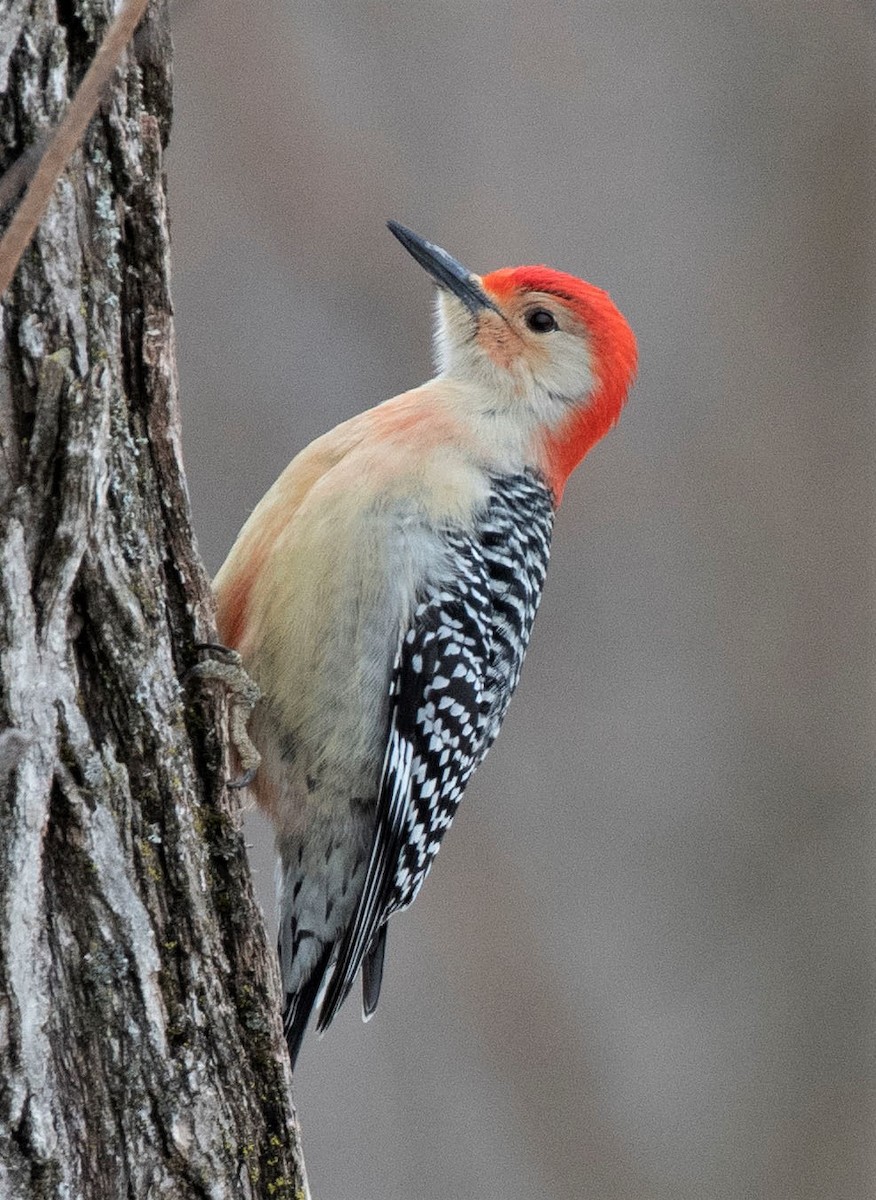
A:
213 222 637 1065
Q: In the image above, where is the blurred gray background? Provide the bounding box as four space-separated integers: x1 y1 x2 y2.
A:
166 3 874 1197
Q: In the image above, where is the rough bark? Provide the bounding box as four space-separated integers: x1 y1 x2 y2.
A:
0 3 308 1197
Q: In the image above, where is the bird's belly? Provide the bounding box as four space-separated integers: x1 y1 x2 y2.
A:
248 498 453 837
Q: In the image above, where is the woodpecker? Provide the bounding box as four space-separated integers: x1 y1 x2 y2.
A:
213 222 637 1066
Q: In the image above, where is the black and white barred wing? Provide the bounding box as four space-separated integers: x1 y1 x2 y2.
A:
477 471 553 755
316 472 554 1032
316 536 494 1031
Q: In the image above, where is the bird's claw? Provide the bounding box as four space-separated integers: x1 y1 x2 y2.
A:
188 642 261 789
226 764 259 791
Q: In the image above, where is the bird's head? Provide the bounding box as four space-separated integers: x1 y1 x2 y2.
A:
388 221 637 500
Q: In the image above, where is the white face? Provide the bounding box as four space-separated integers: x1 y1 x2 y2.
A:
433 286 597 418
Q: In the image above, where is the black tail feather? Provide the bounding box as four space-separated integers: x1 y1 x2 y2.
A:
361 925 388 1020
283 941 333 1068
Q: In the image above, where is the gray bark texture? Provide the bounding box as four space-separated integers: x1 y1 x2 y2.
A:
0 3 309 1197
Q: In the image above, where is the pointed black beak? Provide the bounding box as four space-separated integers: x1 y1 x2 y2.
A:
387 221 501 317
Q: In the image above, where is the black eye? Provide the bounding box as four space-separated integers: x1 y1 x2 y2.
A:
525 308 558 333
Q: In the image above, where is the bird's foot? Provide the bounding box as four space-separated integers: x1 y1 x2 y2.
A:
188 643 261 788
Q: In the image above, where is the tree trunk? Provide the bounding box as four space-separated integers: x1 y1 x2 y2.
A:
0 3 308 1197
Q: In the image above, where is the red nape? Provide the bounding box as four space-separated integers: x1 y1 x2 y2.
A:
483 266 638 501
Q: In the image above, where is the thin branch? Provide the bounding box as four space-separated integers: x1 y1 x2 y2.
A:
0 0 151 299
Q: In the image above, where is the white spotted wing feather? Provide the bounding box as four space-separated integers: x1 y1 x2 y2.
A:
317 471 553 1030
